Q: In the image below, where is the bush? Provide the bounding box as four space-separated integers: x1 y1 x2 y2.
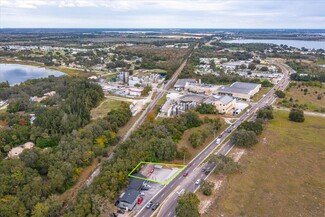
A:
289 108 305 122
200 181 215 196
275 90 286 98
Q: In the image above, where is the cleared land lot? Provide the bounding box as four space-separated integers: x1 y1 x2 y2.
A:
91 99 127 119
208 110 325 217
277 83 325 113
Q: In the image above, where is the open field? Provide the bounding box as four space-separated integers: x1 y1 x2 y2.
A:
91 98 126 119
277 82 325 113
207 110 325 217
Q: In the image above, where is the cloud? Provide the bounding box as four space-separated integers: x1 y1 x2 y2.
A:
0 0 324 28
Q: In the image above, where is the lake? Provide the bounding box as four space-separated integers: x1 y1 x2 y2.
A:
0 64 65 85
223 39 325 50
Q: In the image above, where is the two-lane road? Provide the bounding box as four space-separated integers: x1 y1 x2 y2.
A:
136 60 293 217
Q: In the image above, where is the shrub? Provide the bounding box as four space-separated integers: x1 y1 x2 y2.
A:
289 108 305 122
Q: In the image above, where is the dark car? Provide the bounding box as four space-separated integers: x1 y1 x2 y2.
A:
117 209 125 214
218 135 222 138
183 171 189 177
151 202 160 210
201 168 206 172
146 201 153 209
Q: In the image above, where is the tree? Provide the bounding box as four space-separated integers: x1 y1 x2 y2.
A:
238 120 263 135
182 111 202 128
176 192 200 217
240 64 247 69
32 203 49 217
196 103 217 114
257 106 274 120
200 181 215 196
189 131 202 148
275 90 286 98
248 63 256 70
260 66 269 71
231 130 258 147
142 86 152 96
261 80 273 87
289 108 305 122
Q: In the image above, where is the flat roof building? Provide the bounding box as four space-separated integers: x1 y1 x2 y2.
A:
217 82 261 101
174 79 197 91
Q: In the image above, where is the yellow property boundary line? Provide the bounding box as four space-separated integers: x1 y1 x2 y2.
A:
128 161 186 185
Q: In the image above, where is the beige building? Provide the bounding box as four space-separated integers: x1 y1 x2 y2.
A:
204 95 236 114
184 83 220 95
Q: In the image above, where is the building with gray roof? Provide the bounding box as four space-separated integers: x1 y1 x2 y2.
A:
118 189 139 211
217 82 261 101
174 79 197 91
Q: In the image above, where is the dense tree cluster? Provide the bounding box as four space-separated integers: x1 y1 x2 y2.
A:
64 111 204 216
287 60 325 82
196 103 217 114
231 129 258 147
0 77 133 216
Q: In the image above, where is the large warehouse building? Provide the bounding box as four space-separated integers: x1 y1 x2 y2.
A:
217 82 261 101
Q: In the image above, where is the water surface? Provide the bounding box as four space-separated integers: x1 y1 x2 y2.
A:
223 39 325 50
0 64 65 85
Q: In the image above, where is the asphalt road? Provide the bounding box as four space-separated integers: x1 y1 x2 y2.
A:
135 60 293 217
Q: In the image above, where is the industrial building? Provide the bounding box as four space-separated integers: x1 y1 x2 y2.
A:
217 82 261 101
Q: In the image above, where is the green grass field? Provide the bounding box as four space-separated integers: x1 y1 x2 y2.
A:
208 110 325 217
91 99 127 119
277 83 325 113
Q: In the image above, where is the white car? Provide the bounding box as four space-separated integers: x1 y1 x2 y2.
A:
195 179 201 185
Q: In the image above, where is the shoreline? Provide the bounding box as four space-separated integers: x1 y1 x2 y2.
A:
0 58 94 77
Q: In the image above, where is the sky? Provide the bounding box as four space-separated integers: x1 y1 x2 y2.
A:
0 0 324 28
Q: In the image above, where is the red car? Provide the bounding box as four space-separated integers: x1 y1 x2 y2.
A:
137 197 144 205
183 171 189 177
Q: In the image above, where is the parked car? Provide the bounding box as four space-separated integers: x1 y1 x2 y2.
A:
139 192 145 197
141 186 150 191
151 202 160 210
146 201 153 209
117 209 125 214
195 179 201 185
183 171 189 177
137 197 144 205
201 168 206 172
